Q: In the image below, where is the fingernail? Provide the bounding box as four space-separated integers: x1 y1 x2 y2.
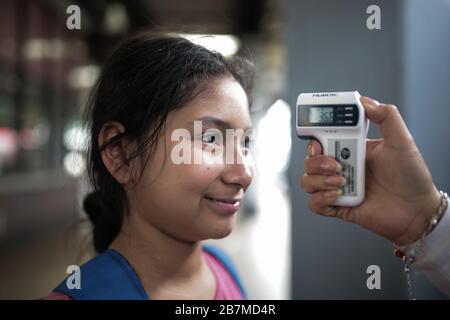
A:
307 144 315 157
320 163 333 171
325 176 347 186
361 96 379 107
324 189 342 198
322 162 343 173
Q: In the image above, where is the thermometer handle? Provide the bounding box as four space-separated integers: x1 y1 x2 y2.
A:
320 136 366 207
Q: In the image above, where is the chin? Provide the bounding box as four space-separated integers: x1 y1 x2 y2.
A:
210 227 233 240
198 220 235 240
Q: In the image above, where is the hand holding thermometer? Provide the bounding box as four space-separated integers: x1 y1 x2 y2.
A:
296 91 369 207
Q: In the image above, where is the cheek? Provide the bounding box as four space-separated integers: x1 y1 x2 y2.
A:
136 138 225 206
166 162 222 197
165 139 225 195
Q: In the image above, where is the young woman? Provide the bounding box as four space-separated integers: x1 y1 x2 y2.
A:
47 32 255 300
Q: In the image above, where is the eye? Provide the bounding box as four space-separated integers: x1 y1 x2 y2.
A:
202 133 218 144
241 136 251 154
236 135 251 156
244 136 250 149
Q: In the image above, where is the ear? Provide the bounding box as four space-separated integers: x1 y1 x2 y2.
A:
98 121 133 185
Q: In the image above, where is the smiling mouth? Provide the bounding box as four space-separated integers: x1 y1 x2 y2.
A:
204 196 241 204
203 195 242 214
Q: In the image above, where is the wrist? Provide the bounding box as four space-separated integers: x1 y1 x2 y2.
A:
395 188 442 246
395 189 448 248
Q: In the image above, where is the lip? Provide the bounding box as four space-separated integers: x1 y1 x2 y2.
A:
204 196 242 215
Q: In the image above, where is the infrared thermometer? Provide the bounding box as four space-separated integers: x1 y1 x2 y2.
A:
296 91 369 207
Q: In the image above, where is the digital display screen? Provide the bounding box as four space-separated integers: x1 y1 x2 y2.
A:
309 107 333 123
297 104 358 127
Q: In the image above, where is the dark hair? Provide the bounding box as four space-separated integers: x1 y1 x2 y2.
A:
83 32 255 253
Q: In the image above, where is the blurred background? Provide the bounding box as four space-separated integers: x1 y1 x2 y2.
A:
0 0 448 299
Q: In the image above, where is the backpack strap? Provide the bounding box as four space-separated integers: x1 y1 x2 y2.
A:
202 244 247 299
53 249 148 300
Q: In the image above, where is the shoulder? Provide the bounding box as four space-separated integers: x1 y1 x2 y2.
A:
53 249 147 300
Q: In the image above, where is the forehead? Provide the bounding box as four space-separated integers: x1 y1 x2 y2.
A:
168 77 252 129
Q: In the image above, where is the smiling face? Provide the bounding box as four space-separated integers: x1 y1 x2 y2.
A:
125 77 254 243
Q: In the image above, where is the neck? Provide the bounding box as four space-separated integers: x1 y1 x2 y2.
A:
109 212 206 291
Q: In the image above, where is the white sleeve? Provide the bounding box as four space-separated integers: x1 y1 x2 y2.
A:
410 201 450 297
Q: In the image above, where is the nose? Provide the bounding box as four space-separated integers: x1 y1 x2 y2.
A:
222 151 254 191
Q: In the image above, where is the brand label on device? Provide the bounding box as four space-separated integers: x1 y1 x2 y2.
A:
328 139 357 196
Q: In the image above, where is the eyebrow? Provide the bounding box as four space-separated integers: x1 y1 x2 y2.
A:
188 116 253 131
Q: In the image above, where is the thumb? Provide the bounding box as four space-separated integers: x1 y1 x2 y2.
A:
360 96 414 148
307 139 323 156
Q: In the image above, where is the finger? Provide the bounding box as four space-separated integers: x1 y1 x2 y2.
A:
366 138 383 154
309 190 342 217
304 155 343 175
360 96 415 149
307 139 323 157
301 174 347 193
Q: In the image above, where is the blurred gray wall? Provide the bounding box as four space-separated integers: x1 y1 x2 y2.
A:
403 1 450 200
285 0 449 299
402 0 450 299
